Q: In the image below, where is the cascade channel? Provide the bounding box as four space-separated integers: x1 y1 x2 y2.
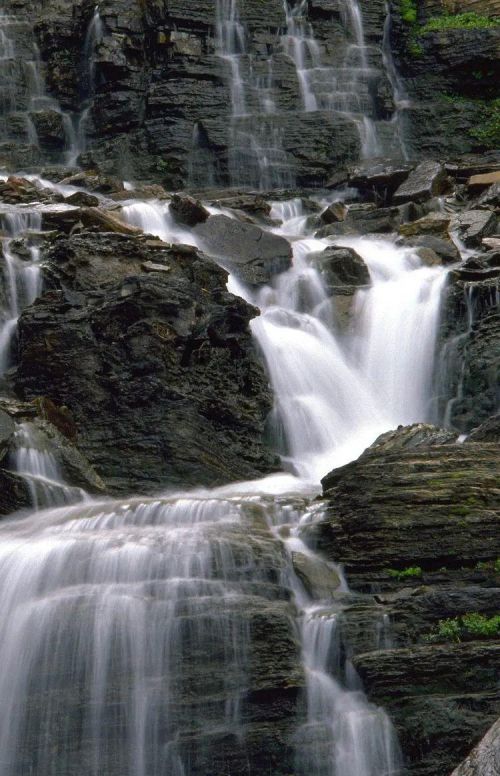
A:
0 170 452 773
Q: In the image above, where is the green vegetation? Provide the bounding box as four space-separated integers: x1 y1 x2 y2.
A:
469 99 500 148
425 613 500 643
387 566 423 580
400 0 417 24
419 12 500 33
438 94 500 150
475 558 500 573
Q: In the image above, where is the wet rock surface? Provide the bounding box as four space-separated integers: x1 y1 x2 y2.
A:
310 422 500 776
10 231 279 494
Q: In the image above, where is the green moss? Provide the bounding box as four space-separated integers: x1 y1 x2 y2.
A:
469 99 500 148
419 12 500 33
387 566 423 580
425 613 500 643
400 0 418 24
408 39 423 56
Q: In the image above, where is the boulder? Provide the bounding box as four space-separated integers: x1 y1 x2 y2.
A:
451 717 500 776
393 161 449 204
291 552 340 599
309 246 371 293
453 210 497 247
314 424 499 591
477 183 500 210
194 214 292 285
398 211 450 238
468 171 500 191
403 234 460 264
318 201 347 225
13 232 279 494
348 161 414 202
64 191 100 207
169 194 209 227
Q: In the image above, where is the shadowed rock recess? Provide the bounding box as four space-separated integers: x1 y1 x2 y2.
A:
0 0 499 775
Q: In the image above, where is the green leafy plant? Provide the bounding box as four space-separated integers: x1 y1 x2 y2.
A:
400 0 417 24
387 566 423 580
425 613 500 643
419 12 500 33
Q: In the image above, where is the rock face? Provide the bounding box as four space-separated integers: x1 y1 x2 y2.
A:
194 214 292 285
316 424 500 590
390 0 500 159
436 250 500 432
451 717 500 776
12 231 279 494
310 423 500 776
0 0 399 186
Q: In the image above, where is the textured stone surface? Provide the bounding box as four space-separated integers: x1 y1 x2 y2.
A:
315 424 500 591
451 717 500 776
12 231 279 494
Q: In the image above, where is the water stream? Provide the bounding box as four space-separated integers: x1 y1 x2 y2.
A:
0 183 451 773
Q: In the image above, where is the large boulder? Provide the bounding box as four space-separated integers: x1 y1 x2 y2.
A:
451 717 500 776
314 424 500 591
13 232 279 494
309 246 371 293
194 214 292 285
453 209 497 248
393 161 449 204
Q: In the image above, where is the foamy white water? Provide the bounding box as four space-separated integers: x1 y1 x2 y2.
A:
0 183 449 776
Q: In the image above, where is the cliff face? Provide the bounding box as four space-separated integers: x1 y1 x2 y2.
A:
1 0 498 185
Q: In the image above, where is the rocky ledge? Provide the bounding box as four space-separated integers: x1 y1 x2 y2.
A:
3 228 279 495
309 422 500 776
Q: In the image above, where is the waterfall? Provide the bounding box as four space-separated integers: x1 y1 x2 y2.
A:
9 422 87 509
382 4 410 159
0 493 288 776
215 0 294 189
73 6 105 161
281 0 381 158
234 202 448 481
0 13 78 162
0 211 42 376
0 182 452 773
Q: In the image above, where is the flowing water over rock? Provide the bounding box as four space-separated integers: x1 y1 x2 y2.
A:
0 181 452 774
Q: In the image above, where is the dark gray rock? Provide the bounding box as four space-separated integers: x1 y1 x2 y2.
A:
194 214 292 285
309 246 371 293
13 231 279 494
0 409 15 462
313 424 499 591
402 234 460 264
169 194 209 227
453 210 497 248
393 161 449 204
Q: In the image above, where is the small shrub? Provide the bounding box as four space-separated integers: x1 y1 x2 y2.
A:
387 566 423 580
419 12 500 33
425 613 500 643
400 0 417 24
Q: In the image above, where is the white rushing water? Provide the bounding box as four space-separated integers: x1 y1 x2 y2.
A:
0 210 42 375
0 186 450 774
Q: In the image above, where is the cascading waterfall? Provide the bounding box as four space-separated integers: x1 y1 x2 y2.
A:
0 210 42 376
0 13 79 162
215 0 294 189
233 202 448 480
281 0 381 157
9 422 87 509
74 6 104 161
0 191 451 773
